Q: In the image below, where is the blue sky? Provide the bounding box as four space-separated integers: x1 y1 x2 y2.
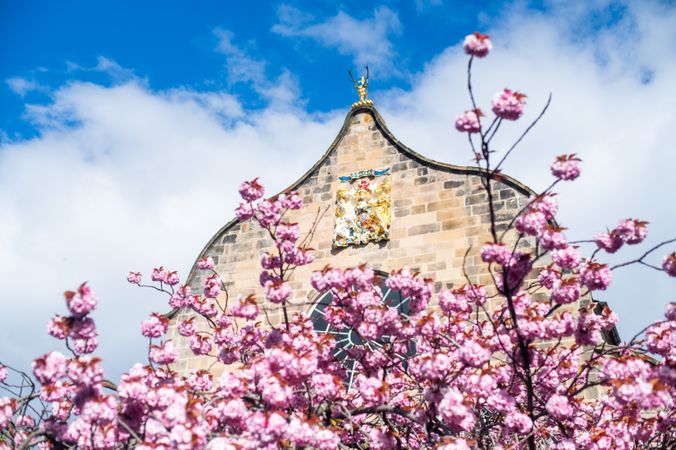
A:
1 0 674 379
2 0 550 138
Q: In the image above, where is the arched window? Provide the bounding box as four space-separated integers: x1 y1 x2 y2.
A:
309 272 415 390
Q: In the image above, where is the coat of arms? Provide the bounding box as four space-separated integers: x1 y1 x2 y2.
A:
333 168 391 248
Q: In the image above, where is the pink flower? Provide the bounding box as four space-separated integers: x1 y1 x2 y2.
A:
313 429 340 450
189 334 213 355
532 194 558 220
515 210 547 236
455 109 482 133
151 266 167 282
551 247 582 271
150 341 178 365
615 219 648 245
261 252 281 269
235 202 254 221
72 337 98 354
230 295 259 320
486 390 516 413
539 226 568 251
47 315 70 340
546 394 574 420
204 273 222 298
538 265 561 289
197 256 215 270
463 32 492 58
595 231 623 253
666 302 676 321
32 351 67 384
504 410 532 434
284 247 314 266
311 267 349 292
463 284 487 305
460 341 491 368
310 374 340 400
238 178 265 202
255 199 282 227
496 252 533 292
164 270 180 286
492 89 526 120
140 313 169 338
480 242 512 265
279 191 303 210
438 388 476 432
551 279 581 304
0 398 17 430
70 317 97 340
575 310 603 345
663 252 676 277
259 376 292 407
276 222 300 243
356 376 385 405
188 370 213 391
264 280 292 304
64 283 97 318
367 427 397 450
178 318 197 337
0 366 7 383
126 271 142 284
645 322 675 356
580 261 612 291
551 154 582 181
439 289 470 315
438 439 471 450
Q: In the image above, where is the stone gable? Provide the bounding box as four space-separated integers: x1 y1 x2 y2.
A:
168 106 538 372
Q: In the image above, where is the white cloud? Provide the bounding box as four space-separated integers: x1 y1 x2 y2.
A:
214 29 268 86
272 5 402 73
414 0 443 12
6 77 44 96
214 28 302 107
66 56 137 82
1 2 674 379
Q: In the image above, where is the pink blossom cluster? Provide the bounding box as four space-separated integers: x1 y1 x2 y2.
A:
595 218 649 253
665 252 676 277
454 109 482 133
551 154 582 181
463 32 492 58
238 177 264 202
150 265 180 285
46 283 99 354
140 313 169 338
492 88 526 120
197 256 215 270
127 271 142 284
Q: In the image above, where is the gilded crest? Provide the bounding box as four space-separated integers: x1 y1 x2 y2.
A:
333 170 391 248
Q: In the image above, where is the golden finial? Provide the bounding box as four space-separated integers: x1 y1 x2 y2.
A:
348 66 374 109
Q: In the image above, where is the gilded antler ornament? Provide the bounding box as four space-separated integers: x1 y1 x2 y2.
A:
348 66 374 108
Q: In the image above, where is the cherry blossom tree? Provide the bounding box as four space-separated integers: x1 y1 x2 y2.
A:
1 33 675 450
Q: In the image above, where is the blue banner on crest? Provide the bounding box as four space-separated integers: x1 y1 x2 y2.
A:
339 167 390 182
